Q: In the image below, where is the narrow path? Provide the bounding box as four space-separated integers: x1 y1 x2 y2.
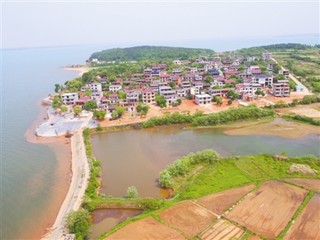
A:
43 131 90 240
271 57 310 94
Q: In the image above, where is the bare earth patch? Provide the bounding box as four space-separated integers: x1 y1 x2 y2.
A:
159 201 216 239
247 234 263 240
199 219 245 240
284 194 320 240
224 118 320 139
288 164 318 176
226 181 308 239
196 184 256 215
105 217 185 240
285 178 320 192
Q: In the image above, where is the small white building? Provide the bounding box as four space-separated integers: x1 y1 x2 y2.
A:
81 82 102 92
61 93 79 105
109 84 122 92
195 93 212 105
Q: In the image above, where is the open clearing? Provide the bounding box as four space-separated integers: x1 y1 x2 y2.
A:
159 201 215 239
285 178 320 192
199 219 244 240
196 184 255 215
226 181 308 239
105 217 185 240
284 194 320 240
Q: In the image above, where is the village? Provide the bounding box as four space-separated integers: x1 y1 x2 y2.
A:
36 51 308 137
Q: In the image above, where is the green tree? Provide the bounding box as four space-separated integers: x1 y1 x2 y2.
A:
206 75 214 83
155 94 167 108
52 95 63 110
84 89 92 97
136 103 150 117
227 90 239 100
273 64 282 74
117 91 126 99
111 106 126 120
255 89 265 96
276 74 285 80
159 170 172 188
54 83 61 93
169 82 176 89
84 100 98 111
227 99 233 105
127 186 139 198
214 96 223 106
73 105 82 116
65 78 83 92
93 110 106 120
60 105 68 113
66 209 91 240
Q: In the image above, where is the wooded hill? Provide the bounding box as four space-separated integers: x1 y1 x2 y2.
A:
89 46 215 62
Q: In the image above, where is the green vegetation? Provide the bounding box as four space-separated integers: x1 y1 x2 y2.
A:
84 100 98 111
136 103 150 117
93 109 106 120
52 95 63 110
66 209 91 240
191 106 275 127
155 94 167 108
283 114 320 126
89 46 214 62
127 186 139 198
141 106 275 128
111 106 126 120
159 149 219 188
73 105 82 116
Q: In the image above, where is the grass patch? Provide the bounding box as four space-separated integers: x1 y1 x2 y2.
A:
177 159 251 200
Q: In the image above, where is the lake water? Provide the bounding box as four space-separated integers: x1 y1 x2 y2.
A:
1 45 109 239
91 126 319 198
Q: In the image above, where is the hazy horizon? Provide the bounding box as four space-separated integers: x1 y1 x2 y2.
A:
2 1 319 50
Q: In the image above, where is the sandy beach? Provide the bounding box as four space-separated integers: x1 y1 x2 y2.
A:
63 66 91 76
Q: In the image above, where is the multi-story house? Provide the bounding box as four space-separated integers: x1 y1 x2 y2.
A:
195 93 212 105
273 80 290 97
251 74 273 87
61 93 79 105
142 89 156 104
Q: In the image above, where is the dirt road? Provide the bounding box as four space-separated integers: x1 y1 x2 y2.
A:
271 57 310 94
43 131 90 240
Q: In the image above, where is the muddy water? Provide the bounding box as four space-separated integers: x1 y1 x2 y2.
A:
91 124 319 198
89 209 142 239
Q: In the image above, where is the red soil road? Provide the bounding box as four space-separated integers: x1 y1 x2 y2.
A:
200 219 245 240
284 193 320 240
285 178 320 192
226 180 308 239
196 184 256 215
159 201 216 239
105 217 185 240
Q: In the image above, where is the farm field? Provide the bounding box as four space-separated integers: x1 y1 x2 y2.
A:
199 219 245 240
285 178 320 192
105 217 185 240
284 194 320 240
159 201 215 239
226 180 308 239
196 184 255 215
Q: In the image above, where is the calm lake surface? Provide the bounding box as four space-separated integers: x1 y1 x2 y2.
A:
1 45 109 239
91 126 320 198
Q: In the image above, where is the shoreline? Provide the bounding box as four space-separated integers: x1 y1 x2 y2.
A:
63 65 90 76
25 103 90 240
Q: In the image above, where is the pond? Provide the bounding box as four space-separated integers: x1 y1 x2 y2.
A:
91 124 319 198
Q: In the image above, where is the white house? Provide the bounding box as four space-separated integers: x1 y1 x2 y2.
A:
195 93 212 105
61 93 79 105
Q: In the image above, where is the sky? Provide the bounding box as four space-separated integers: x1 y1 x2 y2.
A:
1 1 319 49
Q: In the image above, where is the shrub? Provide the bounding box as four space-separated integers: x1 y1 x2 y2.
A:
66 209 91 240
127 186 139 198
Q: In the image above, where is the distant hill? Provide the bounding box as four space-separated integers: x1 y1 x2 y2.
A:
89 46 215 62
